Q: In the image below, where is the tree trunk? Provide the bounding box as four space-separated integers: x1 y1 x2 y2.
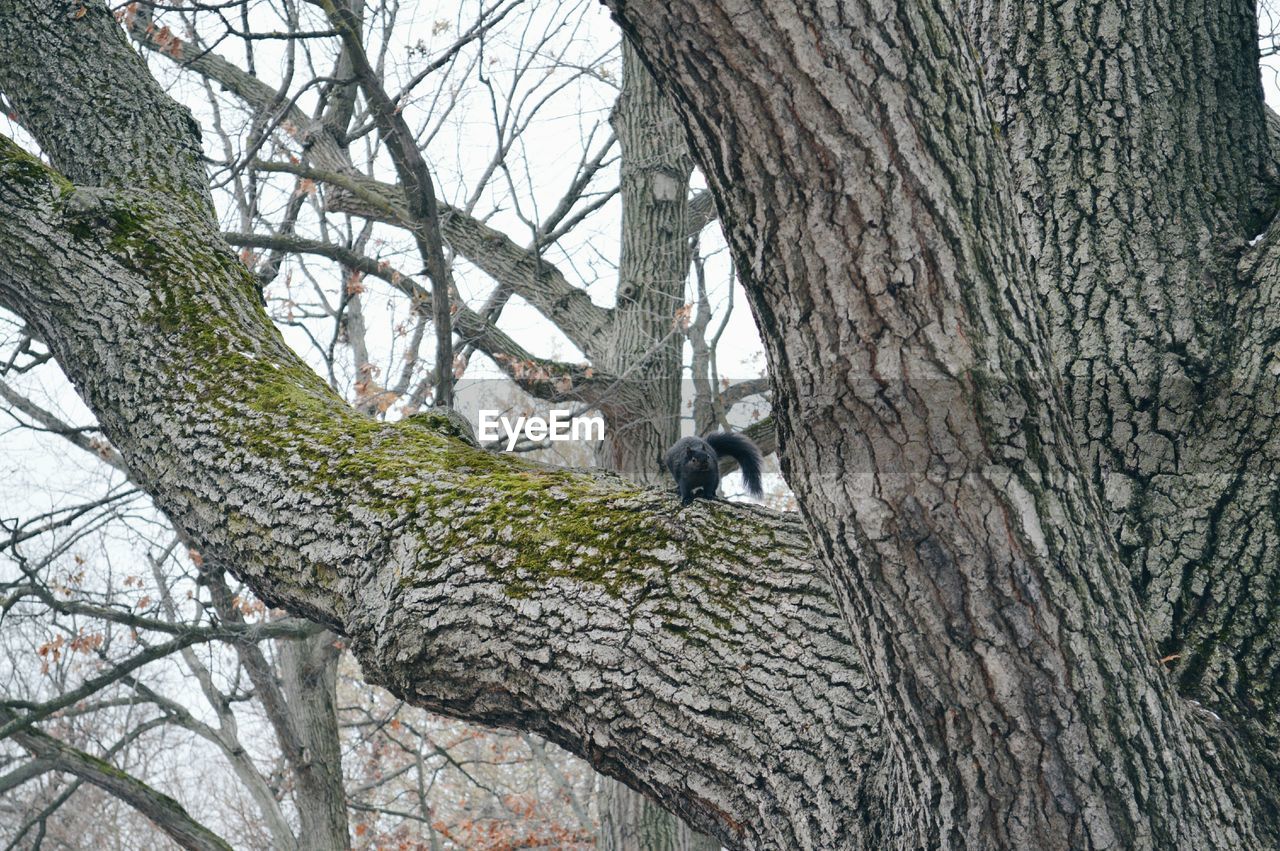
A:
596 40 719 851
594 40 691 479
277 632 351 851
602 0 1280 846
961 0 1280 723
601 777 720 851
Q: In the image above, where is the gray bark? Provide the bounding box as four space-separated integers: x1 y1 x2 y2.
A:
278 632 351 851
1 709 232 851
963 0 1280 726
601 0 1280 846
198 571 353 850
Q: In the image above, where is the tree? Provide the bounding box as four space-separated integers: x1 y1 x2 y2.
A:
4 1 745 846
2 1 1279 850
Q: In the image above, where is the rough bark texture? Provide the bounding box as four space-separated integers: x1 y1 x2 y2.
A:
964 0 1280 737
4 0 1280 848
601 0 1280 847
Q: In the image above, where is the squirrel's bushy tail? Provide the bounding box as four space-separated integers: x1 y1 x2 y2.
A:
704 431 764 498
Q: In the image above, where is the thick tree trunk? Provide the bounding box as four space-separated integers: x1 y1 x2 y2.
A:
602 0 1280 846
962 0 1280 728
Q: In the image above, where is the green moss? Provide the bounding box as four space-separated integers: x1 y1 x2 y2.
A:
403 409 478 445
49 183 744 611
0 136 73 194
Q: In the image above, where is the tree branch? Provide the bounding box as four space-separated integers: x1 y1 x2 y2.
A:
1 709 233 851
251 158 614 353
0 124 877 845
0 4 210 209
312 0 455 407
126 10 614 355
224 229 615 402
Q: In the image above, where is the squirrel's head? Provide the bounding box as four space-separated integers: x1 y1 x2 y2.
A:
684 447 712 471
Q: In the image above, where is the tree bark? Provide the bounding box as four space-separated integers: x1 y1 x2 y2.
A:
1 709 233 851
278 632 351 851
600 0 1280 846
962 0 1280 729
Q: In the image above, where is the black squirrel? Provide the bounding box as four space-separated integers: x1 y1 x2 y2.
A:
664 432 764 505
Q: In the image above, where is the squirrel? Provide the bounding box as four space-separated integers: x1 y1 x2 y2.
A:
664 432 764 505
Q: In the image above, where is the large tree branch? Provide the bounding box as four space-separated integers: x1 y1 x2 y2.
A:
0 34 879 849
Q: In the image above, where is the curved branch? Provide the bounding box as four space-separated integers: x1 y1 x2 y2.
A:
1 709 233 851
0 111 878 851
127 12 614 355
